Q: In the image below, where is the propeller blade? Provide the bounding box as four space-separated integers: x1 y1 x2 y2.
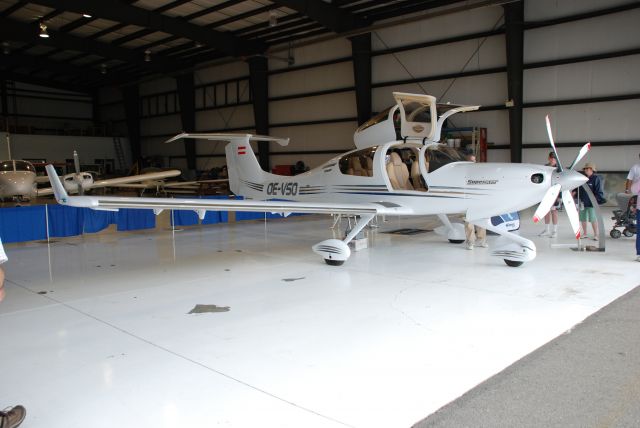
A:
562 190 581 239
545 115 564 172
533 183 561 223
568 142 591 170
73 150 81 174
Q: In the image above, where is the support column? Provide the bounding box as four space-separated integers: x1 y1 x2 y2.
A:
122 85 141 163
1 78 7 119
176 72 196 173
504 0 524 163
248 56 269 171
350 33 372 126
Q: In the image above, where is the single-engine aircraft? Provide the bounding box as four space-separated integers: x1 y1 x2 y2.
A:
0 159 37 201
44 92 589 267
36 151 182 197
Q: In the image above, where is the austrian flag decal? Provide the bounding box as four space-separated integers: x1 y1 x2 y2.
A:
237 146 246 155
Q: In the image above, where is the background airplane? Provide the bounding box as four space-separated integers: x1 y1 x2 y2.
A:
0 159 37 201
36 151 182 197
44 93 589 267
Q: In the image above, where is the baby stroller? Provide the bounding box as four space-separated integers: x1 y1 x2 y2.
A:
610 193 637 238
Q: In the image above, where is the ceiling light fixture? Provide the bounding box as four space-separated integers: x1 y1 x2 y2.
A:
144 49 151 62
39 21 49 38
269 11 277 27
82 13 92 18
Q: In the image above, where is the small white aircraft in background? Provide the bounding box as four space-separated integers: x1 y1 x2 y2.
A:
45 92 589 267
36 151 182 197
0 159 37 201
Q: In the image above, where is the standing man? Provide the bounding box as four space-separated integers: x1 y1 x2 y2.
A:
578 163 605 241
539 151 561 237
625 152 640 195
464 151 488 250
0 236 27 428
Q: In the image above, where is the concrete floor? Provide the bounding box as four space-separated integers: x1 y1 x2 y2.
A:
0 209 638 428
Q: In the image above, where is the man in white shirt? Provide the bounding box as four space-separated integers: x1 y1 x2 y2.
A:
0 237 27 427
626 153 640 195
0 236 7 301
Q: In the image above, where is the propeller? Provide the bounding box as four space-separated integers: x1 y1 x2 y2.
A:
533 115 590 239
73 150 84 196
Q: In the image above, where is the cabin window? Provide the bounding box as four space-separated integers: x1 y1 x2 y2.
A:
338 147 376 177
0 161 13 172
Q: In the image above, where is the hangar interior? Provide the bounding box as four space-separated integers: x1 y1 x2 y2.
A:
0 0 639 427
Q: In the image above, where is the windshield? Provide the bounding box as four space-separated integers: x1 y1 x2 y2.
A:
0 161 13 172
425 146 465 173
14 160 36 172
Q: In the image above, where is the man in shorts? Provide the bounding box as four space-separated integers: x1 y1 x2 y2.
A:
0 236 27 428
539 151 561 237
578 163 605 240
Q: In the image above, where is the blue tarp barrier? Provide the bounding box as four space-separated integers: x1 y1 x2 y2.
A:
0 205 47 243
83 209 117 233
171 210 199 226
47 205 84 237
116 208 156 231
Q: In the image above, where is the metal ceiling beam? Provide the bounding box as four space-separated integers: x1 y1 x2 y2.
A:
0 70 91 93
0 18 182 72
0 51 107 82
270 0 368 33
29 0 265 57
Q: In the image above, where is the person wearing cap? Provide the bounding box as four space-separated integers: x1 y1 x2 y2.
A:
578 162 605 240
539 151 561 237
0 237 27 428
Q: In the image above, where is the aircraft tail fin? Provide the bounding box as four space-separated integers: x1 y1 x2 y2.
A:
165 133 289 197
46 164 69 204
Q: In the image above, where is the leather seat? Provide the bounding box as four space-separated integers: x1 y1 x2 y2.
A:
386 152 413 190
411 161 427 191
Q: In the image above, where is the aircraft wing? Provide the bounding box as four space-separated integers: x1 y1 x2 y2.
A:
45 165 410 216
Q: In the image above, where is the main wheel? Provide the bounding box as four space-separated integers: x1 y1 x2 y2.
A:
610 229 622 239
325 259 344 266
448 239 465 244
623 228 634 237
504 259 523 267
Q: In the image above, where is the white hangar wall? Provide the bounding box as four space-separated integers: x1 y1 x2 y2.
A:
95 0 640 177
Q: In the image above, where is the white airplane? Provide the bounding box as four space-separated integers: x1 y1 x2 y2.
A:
0 159 37 201
36 151 182 197
44 92 588 267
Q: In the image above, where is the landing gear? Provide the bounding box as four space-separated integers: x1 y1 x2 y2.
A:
504 259 524 267
468 217 537 267
312 214 375 266
448 239 465 244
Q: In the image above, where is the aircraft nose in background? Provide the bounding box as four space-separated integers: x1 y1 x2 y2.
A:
554 169 588 191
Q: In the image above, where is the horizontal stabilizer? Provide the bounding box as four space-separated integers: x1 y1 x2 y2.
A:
165 132 289 147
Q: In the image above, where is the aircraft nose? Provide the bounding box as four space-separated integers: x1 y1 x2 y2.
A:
554 169 588 191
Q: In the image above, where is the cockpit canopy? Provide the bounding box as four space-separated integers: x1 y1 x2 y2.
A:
0 160 36 173
353 92 480 150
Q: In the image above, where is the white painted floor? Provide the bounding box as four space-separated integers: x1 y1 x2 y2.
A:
1 209 638 428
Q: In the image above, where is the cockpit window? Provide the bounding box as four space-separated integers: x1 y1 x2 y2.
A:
14 161 35 172
339 147 376 177
355 108 391 133
402 101 432 124
424 146 465 173
0 161 13 172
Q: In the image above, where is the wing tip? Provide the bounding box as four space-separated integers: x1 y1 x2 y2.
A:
533 216 540 223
